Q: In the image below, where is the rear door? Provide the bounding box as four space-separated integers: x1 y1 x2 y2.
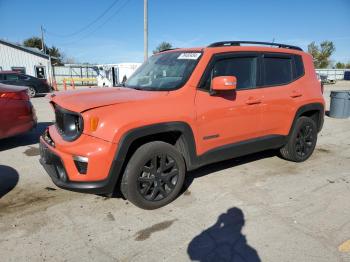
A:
260 53 303 136
195 52 264 155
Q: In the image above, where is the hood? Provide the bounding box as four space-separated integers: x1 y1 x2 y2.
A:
0 83 28 93
49 87 168 112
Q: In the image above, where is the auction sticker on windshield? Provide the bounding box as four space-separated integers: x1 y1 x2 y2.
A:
177 53 201 60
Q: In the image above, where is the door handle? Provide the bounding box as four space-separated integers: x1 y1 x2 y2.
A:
290 90 303 98
245 97 262 105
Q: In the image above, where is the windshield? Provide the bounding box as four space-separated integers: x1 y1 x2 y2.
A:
125 51 202 91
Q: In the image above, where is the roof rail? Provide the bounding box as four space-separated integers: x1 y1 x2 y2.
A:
208 41 303 51
158 48 179 53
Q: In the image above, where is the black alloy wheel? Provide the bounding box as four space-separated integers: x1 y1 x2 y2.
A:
137 154 179 201
295 123 314 158
279 116 318 162
121 141 186 209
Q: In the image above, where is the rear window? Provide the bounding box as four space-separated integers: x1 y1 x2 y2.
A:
263 56 292 86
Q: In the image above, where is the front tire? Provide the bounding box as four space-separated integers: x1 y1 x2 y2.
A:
121 141 186 210
280 116 318 162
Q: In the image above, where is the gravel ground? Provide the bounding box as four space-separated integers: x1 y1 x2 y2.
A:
0 81 350 262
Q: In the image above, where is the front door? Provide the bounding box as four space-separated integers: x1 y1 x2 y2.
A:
195 53 263 155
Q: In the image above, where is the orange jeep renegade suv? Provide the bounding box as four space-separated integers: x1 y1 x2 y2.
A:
40 41 325 209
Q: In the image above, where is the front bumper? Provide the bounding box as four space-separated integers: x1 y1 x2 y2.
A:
39 128 118 194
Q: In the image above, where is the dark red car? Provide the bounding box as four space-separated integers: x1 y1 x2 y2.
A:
0 83 37 139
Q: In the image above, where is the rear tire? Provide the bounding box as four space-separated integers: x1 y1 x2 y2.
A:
280 116 318 162
121 141 186 210
28 86 37 98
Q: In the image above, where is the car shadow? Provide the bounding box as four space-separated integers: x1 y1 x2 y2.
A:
0 122 52 151
182 149 276 194
111 150 277 200
187 207 261 262
0 165 19 198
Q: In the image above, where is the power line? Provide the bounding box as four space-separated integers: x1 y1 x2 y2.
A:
56 0 132 46
45 0 121 38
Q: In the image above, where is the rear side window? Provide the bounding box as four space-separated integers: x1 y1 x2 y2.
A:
294 55 304 79
202 56 258 90
263 56 292 86
5 74 19 80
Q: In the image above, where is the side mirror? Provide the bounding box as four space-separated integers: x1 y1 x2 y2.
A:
211 76 237 92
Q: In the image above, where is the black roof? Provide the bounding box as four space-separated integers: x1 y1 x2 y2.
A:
0 39 49 59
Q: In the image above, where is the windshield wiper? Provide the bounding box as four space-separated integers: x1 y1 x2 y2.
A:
130 86 144 90
117 84 154 91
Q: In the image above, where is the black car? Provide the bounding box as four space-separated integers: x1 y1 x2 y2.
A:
0 71 52 97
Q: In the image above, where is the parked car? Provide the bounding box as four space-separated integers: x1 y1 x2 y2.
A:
0 71 51 98
0 83 37 139
39 41 325 209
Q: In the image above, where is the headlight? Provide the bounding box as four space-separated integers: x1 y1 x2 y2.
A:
53 103 84 141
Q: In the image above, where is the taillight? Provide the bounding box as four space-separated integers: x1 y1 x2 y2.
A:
0 91 29 100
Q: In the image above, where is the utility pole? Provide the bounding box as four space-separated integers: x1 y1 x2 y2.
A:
144 0 148 61
41 25 46 54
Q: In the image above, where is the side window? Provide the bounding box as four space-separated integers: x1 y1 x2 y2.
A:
203 56 258 90
294 55 304 79
263 56 292 86
5 74 19 81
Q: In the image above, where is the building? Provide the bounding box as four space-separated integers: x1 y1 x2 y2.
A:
96 63 142 87
0 39 52 83
50 63 141 88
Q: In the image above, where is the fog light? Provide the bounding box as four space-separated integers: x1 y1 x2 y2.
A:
73 155 88 174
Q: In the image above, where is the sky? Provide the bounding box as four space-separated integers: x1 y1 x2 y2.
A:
0 0 349 64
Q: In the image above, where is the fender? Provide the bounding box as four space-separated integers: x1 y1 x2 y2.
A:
289 102 325 135
107 121 198 192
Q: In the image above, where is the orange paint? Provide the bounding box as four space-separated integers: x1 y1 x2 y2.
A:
41 45 325 183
